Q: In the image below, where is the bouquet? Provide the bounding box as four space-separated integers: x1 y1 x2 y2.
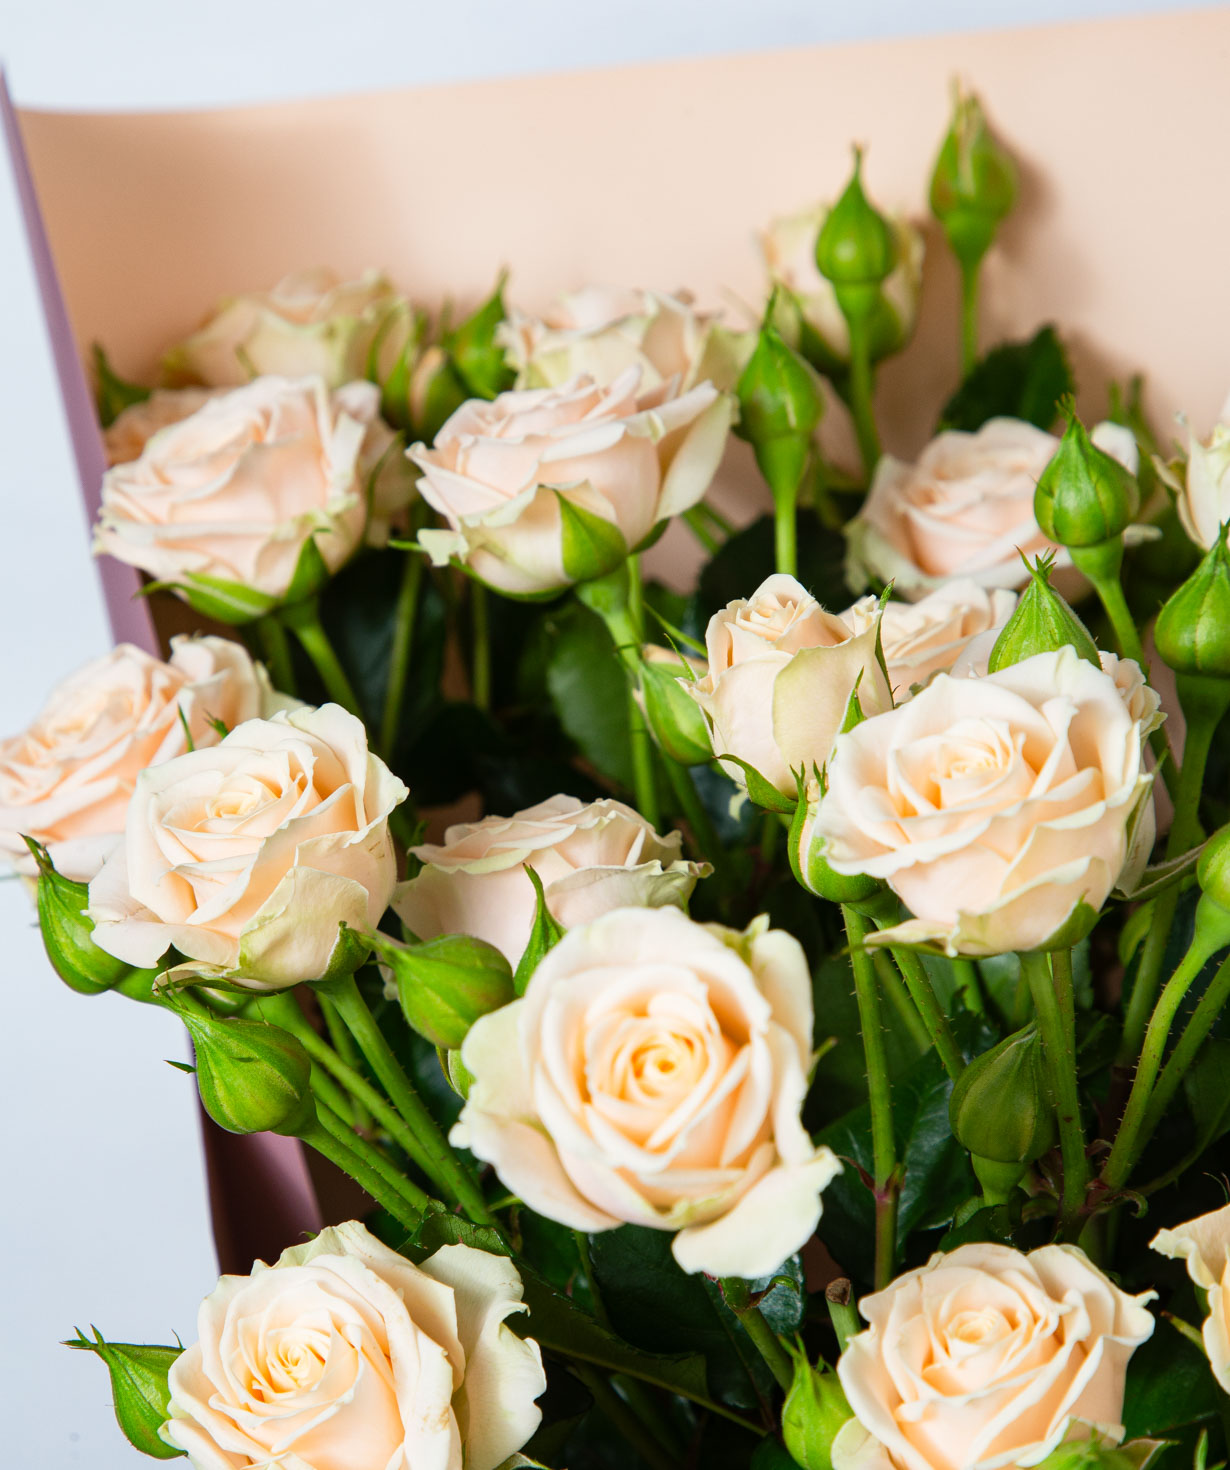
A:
9 83 1230 1470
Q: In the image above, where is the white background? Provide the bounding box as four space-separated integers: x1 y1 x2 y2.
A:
0 2 1212 1466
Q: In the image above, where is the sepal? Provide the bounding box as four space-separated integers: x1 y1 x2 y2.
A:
513 866 566 995
366 929 515 1050
25 837 137 995
64 1328 184 1459
169 1005 314 1136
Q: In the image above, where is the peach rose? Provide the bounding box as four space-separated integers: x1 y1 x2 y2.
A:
842 580 1017 698
163 1219 546 1470
499 285 750 394
1168 391 1230 550
0 637 275 883
409 369 733 595
687 573 891 797
395 794 708 966
453 906 842 1277
1150 1203 1230 1391
834 1243 1155 1470
87 704 407 990
104 387 220 466
762 204 923 368
816 648 1154 955
163 267 405 389
845 419 1139 600
95 376 415 610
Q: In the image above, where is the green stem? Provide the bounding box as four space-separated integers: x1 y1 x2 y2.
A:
318 974 495 1224
255 615 296 696
959 260 981 378
318 993 372 1133
843 906 898 1288
380 548 425 758
721 1278 794 1392
682 506 720 555
299 1110 423 1236
470 581 491 712
875 931 965 1083
281 598 363 717
1023 949 1088 1234
825 1280 860 1356
314 1100 430 1218
952 958 985 1014
1103 931 1227 1192
664 757 724 873
696 499 735 539
1141 951 1230 1145
568 1366 679 1470
756 438 808 578
872 950 931 1053
1118 698 1221 1063
845 315 881 480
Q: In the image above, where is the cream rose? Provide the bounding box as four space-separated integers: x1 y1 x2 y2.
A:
453 906 841 1277
0 637 275 883
95 376 415 609
87 704 407 990
162 1219 546 1470
846 419 1139 600
842 580 1017 698
163 267 405 389
762 204 923 368
1169 392 1230 550
104 387 220 466
1151 1203 1230 1391
499 285 750 394
409 368 733 595
687 573 891 797
834 1242 1155 1470
395 794 708 966
816 647 1154 955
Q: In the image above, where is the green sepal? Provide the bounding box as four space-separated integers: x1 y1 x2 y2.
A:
815 147 898 299
987 553 1101 672
556 491 629 584
780 1339 854 1470
1034 404 1140 549
25 837 134 995
140 572 277 626
639 657 713 766
282 532 332 608
367 929 515 1050
928 87 1018 273
949 1023 1055 1164
788 767 880 904
513 866 567 995
446 272 515 400
716 752 796 813
169 1005 314 1137
64 1328 185 1459
1155 525 1230 679
1038 900 1100 952
316 921 375 983
93 345 152 430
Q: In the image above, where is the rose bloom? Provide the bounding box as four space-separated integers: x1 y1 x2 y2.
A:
845 419 1139 600
1151 1202 1230 1392
96 376 415 606
395 794 707 967
103 387 220 466
453 905 841 1278
1168 391 1230 550
409 368 733 595
762 204 923 369
842 580 1017 698
162 1219 546 1470
499 285 750 394
0 637 274 883
687 573 891 797
163 267 405 389
834 1243 1155 1470
816 647 1154 955
87 704 407 990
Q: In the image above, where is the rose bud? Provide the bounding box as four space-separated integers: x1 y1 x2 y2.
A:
368 930 516 1050
929 87 1018 273
815 148 898 325
948 1023 1055 1164
64 1328 182 1461
1154 523 1230 680
1036 1439 1170 1470
782 1344 854 1470
735 320 825 501
175 1008 315 1137
640 646 713 766
24 838 141 996
1197 823 1230 916
987 554 1101 672
1171 394 1230 551
1034 409 1141 551
790 776 882 905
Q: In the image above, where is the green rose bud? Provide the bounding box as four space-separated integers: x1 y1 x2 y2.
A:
1034 1437 1168 1470
177 1009 314 1136
368 930 515 1050
929 87 1018 272
65 1328 183 1460
24 837 142 996
781 1342 854 1470
639 649 714 766
815 148 898 325
949 1022 1055 1164
736 320 824 447
987 555 1101 672
1034 410 1140 550
1197 823 1230 915
790 776 882 905
1154 523 1230 680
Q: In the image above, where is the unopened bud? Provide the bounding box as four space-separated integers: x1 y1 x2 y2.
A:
177 1009 314 1136
929 86 1018 272
1034 410 1140 550
1154 524 1230 680
781 1343 854 1470
949 1022 1055 1164
815 149 898 325
640 647 713 766
368 931 515 1050
790 777 881 904
64 1328 182 1460
25 838 140 996
736 321 825 499
987 555 1100 672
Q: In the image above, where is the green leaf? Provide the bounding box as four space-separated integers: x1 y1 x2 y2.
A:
93 344 151 429
1122 1320 1223 1438
557 492 629 585
544 602 634 788
696 509 847 625
938 325 1073 433
1183 1038 1230 1147
514 867 567 995
447 274 516 400
752 1254 806 1336
65 1329 185 1458
412 1210 510 1258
